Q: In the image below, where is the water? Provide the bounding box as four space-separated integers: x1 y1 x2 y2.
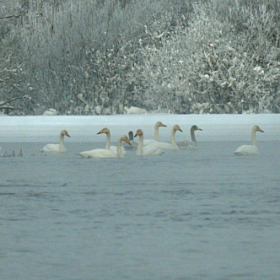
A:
1 140 280 280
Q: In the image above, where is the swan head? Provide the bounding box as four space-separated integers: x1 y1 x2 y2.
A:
173 125 183 132
61 130 70 137
156 121 167 128
134 129 143 138
253 125 264 133
97 127 110 135
120 135 131 145
192 125 203 131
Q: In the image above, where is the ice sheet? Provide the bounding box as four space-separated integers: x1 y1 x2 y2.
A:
0 114 279 142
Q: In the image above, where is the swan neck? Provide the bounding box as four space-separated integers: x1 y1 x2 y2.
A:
59 133 65 151
191 127 197 143
105 132 111 150
137 134 144 156
154 125 159 141
171 128 178 148
252 129 257 146
117 138 124 158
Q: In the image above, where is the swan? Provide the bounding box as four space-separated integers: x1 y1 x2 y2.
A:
143 121 167 146
97 127 126 155
134 129 164 156
123 131 136 149
79 135 131 158
145 125 182 150
43 108 58 116
178 125 203 149
234 125 264 156
41 129 70 152
124 106 147 114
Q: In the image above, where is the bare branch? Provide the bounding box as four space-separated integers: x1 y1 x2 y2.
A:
0 95 31 107
0 12 27 20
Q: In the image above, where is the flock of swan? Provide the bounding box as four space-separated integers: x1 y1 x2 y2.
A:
39 121 264 158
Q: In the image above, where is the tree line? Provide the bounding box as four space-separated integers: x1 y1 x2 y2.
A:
1 0 280 115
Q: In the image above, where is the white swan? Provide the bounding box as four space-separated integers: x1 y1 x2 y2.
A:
178 125 203 149
79 135 131 158
43 108 58 116
41 129 70 152
146 125 182 150
134 129 164 156
97 127 126 155
143 121 167 146
234 125 264 156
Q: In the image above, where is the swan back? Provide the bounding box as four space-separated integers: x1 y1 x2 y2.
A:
234 145 259 156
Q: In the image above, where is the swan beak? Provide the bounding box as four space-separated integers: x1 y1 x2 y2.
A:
259 128 264 133
97 130 103 135
67 134 70 137
179 129 183 132
134 133 138 138
198 128 203 131
161 123 167 127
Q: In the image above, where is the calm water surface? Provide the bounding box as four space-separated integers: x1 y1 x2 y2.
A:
1 141 280 280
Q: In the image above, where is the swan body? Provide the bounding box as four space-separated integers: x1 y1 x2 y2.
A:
178 125 202 150
41 130 70 152
146 125 182 150
79 135 130 158
134 129 164 156
124 106 147 114
43 108 58 116
234 125 264 156
97 127 126 155
143 121 167 146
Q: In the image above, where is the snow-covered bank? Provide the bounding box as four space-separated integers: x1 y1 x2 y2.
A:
0 114 279 142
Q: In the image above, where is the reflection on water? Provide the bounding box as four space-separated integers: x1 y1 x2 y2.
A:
0 141 280 280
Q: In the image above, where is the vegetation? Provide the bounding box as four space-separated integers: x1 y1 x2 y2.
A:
1 0 280 115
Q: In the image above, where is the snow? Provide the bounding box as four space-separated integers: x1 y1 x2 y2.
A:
0 114 279 143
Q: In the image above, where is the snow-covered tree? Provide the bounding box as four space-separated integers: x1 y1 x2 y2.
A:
138 2 280 113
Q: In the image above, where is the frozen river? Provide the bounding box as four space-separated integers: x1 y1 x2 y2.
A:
0 114 280 280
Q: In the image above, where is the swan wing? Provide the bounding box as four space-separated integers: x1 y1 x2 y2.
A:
178 141 198 150
151 141 178 150
178 141 190 149
79 148 116 158
41 144 60 152
143 139 157 146
143 144 164 155
234 145 259 156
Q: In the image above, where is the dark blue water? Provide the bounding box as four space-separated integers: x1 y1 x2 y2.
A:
1 141 280 280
